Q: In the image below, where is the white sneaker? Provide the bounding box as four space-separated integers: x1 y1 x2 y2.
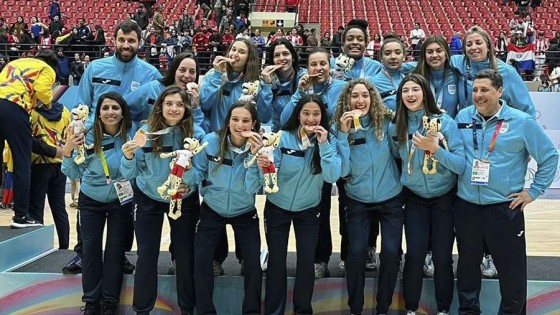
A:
423 251 435 277
260 248 269 271
314 262 329 278
365 246 378 270
481 255 498 278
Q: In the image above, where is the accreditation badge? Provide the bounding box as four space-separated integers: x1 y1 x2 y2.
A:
471 159 490 185
114 180 134 205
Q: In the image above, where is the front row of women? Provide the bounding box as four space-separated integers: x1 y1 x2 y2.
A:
63 73 461 314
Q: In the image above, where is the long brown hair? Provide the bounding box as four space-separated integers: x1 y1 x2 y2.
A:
333 78 394 142
93 92 132 154
147 85 194 154
394 74 443 147
412 36 452 81
214 100 260 172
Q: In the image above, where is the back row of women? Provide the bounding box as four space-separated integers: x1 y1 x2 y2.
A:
63 18 540 315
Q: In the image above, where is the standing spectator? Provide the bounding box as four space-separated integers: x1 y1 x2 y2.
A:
307 28 318 49
508 14 521 31
332 26 344 56
454 69 558 315
449 31 463 55
535 31 549 77
366 33 383 58
30 17 47 44
549 30 560 46
87 25 107 58
221 28 234 52
70 53 83 85
219 9 233 33
193 28 210 69
251 28 266 59
10 16 27 41
152 5 165 34
409 22 426 54
496 31 510 61
77 18 91 42
178 9 194 34
29 101 71 249
0 49 58 228
234 12 250 32
133 5 149 31
48 15 64 40
0 18 8 32
271 28 285 43
197 0 212 16
145 26 163 66
287 28 303 47
522 15 536 44
48 0 61 21
55 47 70 85
320 31 331 47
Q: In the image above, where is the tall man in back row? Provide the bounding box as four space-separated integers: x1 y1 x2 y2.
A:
454 69 558 314
62 20 161 276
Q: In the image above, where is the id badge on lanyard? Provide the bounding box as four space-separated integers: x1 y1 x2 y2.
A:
470 120 503 186
113 180 134 205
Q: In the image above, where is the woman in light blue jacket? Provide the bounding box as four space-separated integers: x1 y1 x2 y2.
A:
61 92 133 314
120 86 204 315
389 74 465 315
333 78 402 315
263 94 341 315
185 100 263 315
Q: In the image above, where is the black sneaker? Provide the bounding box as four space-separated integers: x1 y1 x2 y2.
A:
62 255 82 274
10 216 43 229
81 302 100 315
123 255 135 274
101 302 117 315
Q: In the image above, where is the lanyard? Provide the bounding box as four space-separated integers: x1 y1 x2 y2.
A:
383 69 405 90
430 82 444 109
311 76 332 95
473 119 503 158
222 71 244 84
463 63 472 105
99 149 111 185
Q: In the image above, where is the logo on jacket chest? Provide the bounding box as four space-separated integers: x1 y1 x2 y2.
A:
131 81 140 91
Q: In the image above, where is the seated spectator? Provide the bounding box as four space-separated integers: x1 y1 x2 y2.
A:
496 31 509 61
307 28 319 50
321 31 331 47
10 16 27 41
287 28 303 46
512 30 526 46
271 28 285 43
222 28 235 52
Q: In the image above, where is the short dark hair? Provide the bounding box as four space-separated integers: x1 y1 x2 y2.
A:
114 20 142 41
474 69 503 89
35 49 58 71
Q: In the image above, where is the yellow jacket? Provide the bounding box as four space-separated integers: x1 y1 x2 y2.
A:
0 58 56 113
31 105 71 164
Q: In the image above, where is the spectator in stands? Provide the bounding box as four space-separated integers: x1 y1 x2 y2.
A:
258 38 306 131
549 30 560 46
495 31 509 62
48 0 61 22
30 17 47 44
214 0 224 22
133 5 149 30
10 16 27 41
390 73 462 315
409 22 426 55
263 94 340 315
78 19 92 42
251 28 265 58
332 26 344 56
535 31 549 77
197 0 212 16
87 25 107 57
307 28 318 49
365 33 382 59
67 27 83 46
0 49 58 228
180 29 194 52
235 12 250 32
70 53 83 85
193 27 210 69
287 28 303 47
29 99 70 249
152 5 165 34
546 40 560 71
0 18 8 32
55 48 70 85
518 0 530 17
450 26 535 115
271 28 285 43
122 84 202 315
454 68 558 315
62 19 161 276
522 15 536 44
512 30 526 46
320 31 331 47
236 27 250 40
221 27 235 52
508 13 521 31
178 9 194 34
237 0 250 16
449 31 463 55
145 26 163 66
48 15 64 40
62 92 133 315
219 8 234 33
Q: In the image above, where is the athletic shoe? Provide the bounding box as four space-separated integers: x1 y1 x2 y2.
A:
481 255 498 278
423 251 435 277
365 246 378 270
81 302 100 315
339 260 345 271
10 216 43 229
213 260 224 277
62 254 82 274
260 249 269 271
123 255 135 274
167 260 176 275
314 262 330 279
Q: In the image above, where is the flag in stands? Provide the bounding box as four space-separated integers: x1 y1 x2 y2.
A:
507 44 536 71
